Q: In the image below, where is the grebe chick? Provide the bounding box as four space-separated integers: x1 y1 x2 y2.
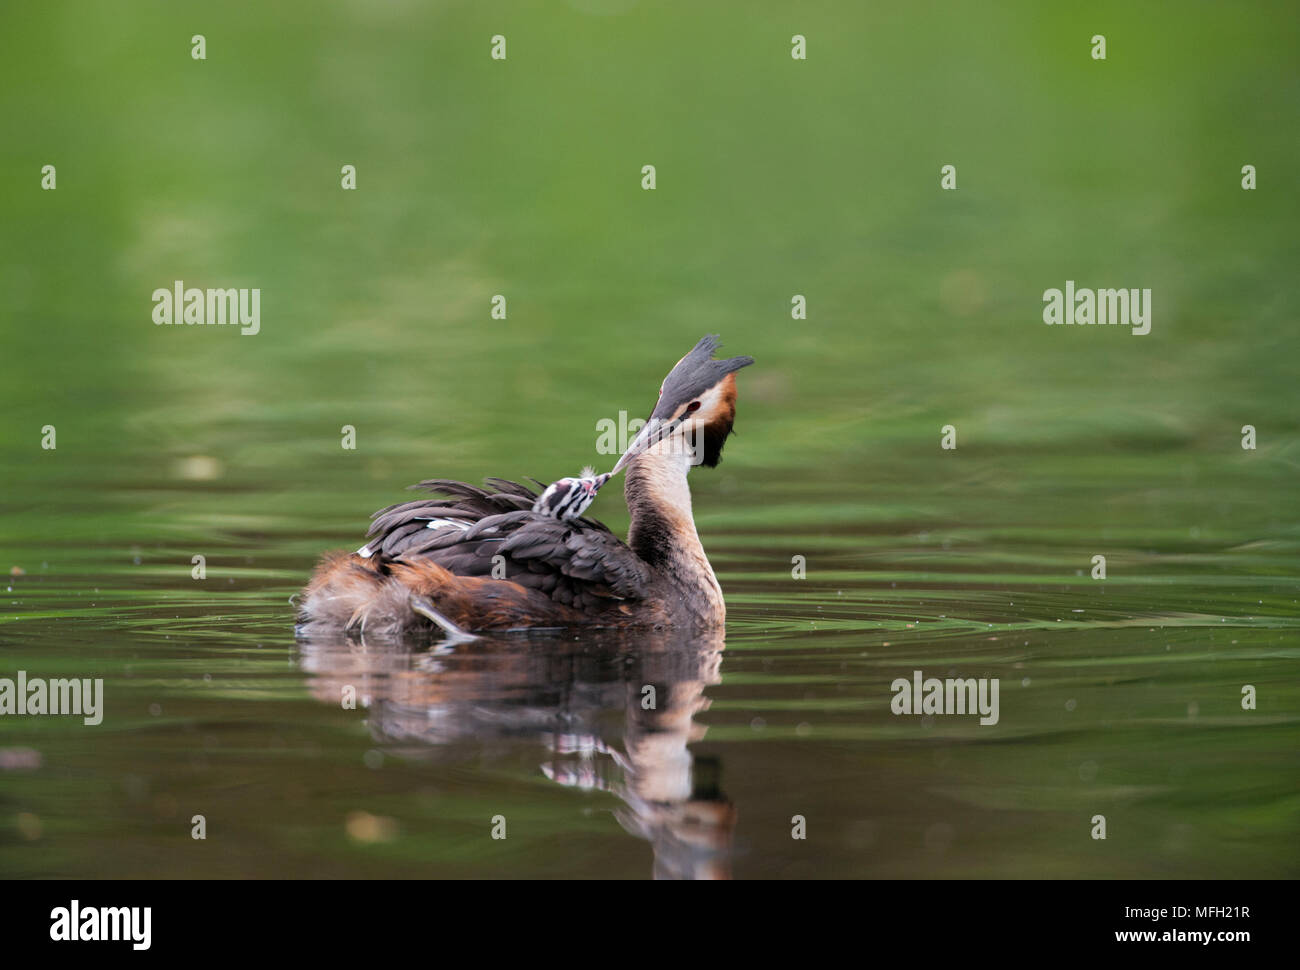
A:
532 467 613 520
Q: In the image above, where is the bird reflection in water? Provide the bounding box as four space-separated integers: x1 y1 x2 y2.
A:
295 628 736 879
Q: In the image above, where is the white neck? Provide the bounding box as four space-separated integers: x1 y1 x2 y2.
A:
624 443 723 620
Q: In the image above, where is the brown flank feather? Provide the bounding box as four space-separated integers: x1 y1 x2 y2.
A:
298 550 593 639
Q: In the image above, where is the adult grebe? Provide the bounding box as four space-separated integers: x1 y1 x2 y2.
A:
297 335 753 638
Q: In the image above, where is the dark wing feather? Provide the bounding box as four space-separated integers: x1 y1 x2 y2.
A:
362 478 651 607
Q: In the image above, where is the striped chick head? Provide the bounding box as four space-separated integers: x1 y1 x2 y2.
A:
532 466 612 520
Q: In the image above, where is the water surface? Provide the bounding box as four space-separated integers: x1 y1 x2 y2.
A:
2 451 1296 878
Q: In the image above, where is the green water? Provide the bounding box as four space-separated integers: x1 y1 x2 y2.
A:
1 1 1298 878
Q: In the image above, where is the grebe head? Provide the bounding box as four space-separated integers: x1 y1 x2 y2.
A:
533 466 613 520
612 335 754 474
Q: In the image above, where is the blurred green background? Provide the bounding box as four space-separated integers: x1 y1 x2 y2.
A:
0 1 1296 879
2 0 1297 503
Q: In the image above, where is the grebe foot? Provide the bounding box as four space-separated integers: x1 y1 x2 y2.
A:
410 594 479 644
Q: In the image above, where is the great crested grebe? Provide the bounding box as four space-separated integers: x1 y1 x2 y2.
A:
296 335 754 638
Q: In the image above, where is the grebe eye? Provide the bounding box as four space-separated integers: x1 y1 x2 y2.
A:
685 401 701 413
